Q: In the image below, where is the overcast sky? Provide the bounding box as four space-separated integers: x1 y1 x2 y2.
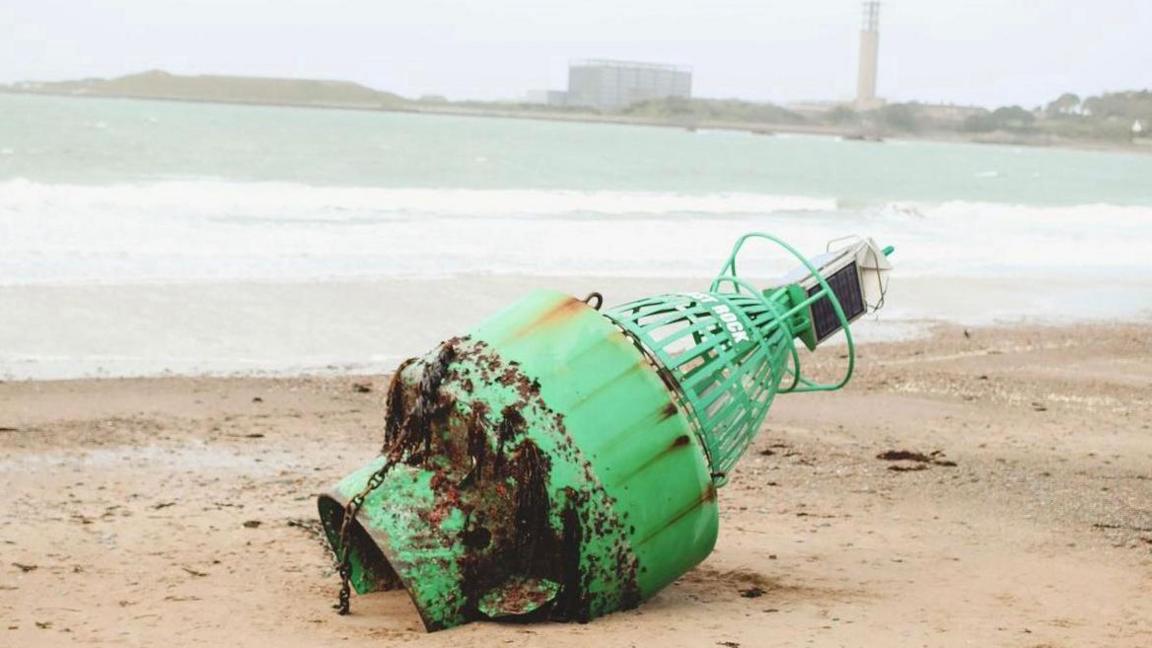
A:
2 0 1148 108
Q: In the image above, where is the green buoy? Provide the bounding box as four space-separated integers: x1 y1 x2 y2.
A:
318 233 893 631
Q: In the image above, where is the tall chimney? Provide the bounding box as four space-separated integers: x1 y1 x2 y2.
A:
856 2 881 110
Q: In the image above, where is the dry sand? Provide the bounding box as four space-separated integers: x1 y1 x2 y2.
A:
1 323 1150 647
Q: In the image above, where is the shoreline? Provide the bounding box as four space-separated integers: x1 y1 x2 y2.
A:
4 274 1151 382
4 88 1149 157
3 321 1150 646
2 317 1150 384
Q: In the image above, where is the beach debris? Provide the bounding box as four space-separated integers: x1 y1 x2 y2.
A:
877 449 957 469
317 234 894 631
252 396 264 403
0 426 19 433
181 566 208 577
287 518 328 545
242 520 262 528
758 442 790 457
351 381 373 393
739 586 766 598
1093 522 1152 533
888 463 929 472
12 562 38 572
876 449 930 462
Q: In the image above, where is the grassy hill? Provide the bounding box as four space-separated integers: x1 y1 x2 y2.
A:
9 70 407 109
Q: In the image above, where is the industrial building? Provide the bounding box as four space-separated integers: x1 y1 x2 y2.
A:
564 59 692 111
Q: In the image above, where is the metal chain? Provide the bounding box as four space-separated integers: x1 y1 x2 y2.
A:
335 343 454 614
334 451 401 615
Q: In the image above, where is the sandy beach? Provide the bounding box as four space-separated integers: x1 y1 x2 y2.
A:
4 9 1152 647
2 321 1150 647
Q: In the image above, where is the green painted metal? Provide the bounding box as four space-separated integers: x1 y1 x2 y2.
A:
319 459 462 626
317 233 891 632
319 290 717 630
472 290 719 601
604 232 860 483
714 232 860 394
477 577 560 617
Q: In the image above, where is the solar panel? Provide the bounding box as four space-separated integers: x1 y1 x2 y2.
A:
807 261 866 342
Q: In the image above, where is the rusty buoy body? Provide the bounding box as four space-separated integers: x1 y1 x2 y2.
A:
318 235 893 631
319 290 718 630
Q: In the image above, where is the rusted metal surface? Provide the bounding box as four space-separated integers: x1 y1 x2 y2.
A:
477 576 561 617
316 233 894 632
321 335 645 629
319 290 719 632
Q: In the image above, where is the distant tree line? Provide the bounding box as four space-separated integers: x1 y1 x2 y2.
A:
960 106 1035 133
817 90 1150 141
600 90 1151 142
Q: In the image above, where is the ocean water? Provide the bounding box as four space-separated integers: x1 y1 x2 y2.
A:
2 93 1151 378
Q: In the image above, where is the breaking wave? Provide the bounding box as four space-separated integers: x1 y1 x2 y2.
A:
2 179 1151 285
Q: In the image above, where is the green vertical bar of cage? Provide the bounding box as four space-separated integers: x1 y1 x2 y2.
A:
603 289 798 482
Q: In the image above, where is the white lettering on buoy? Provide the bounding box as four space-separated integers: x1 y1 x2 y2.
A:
687 294 751 344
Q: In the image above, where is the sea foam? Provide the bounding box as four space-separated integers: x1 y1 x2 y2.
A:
2 179 1150 286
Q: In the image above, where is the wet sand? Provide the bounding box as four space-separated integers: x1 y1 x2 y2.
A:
7 275 1152 381
2 322 1150 647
